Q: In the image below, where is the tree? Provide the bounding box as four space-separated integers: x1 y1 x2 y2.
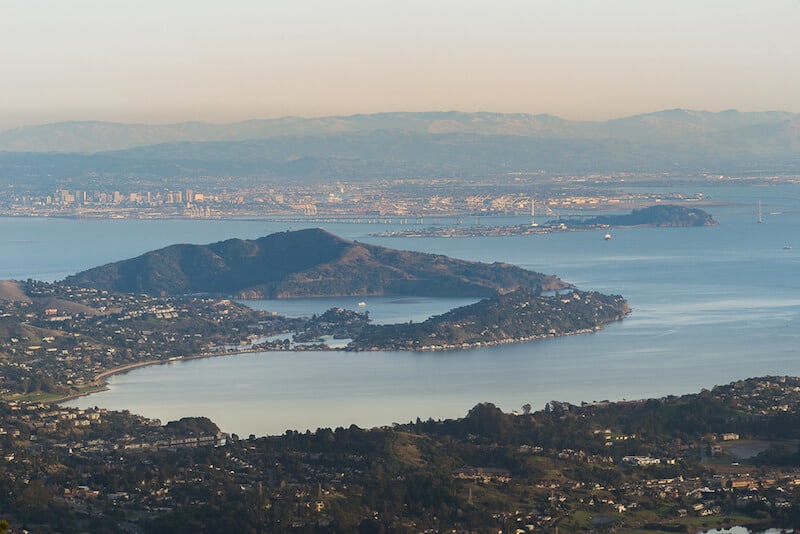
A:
464 403 512 437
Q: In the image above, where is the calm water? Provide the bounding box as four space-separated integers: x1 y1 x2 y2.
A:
2 184 799 436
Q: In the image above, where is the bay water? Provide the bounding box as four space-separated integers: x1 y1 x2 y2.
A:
2 184 798 436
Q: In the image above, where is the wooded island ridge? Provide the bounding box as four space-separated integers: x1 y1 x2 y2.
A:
573 204 717 228
64 228 567 298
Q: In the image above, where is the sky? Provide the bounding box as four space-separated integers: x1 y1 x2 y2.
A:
1 0 800 129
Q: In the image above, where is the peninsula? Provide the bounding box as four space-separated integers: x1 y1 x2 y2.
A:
350 288 629 351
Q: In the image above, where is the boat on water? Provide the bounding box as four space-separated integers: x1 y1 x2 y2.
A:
357 301 367 307
604 233 612 240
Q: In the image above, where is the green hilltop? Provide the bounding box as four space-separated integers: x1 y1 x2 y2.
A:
64 228 567 299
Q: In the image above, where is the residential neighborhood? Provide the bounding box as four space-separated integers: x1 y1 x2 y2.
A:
2 377 800 531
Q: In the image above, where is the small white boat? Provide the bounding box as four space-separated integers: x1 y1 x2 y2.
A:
604 233 612 241
357 301 367 307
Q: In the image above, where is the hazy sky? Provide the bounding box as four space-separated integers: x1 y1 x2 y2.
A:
1 0 799 128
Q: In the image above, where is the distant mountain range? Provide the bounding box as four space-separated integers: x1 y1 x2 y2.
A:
1 110 798 184
63 228 566 299
2 109 798 153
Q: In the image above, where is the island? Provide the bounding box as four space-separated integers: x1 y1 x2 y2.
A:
372 204 717 238
570 204 718 228
63 228 567 298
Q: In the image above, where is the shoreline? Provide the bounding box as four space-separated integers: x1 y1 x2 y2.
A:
347 323 616 352
56 347 263 404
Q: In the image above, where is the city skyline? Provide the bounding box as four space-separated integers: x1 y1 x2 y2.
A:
2 0 800 129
